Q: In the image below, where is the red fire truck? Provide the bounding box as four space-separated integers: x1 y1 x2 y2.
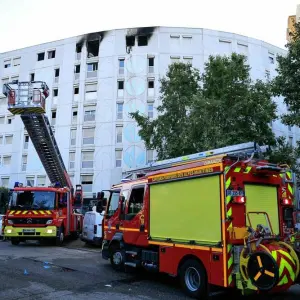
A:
2 81 83 246
101 142 300 298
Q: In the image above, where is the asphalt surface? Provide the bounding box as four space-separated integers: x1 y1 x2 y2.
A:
0 239 300 300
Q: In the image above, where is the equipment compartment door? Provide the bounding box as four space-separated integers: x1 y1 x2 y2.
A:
245 184 279 234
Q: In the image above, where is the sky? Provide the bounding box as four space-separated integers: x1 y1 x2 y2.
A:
0 0 298 53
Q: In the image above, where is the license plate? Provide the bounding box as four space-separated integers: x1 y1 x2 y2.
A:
23 229 35 233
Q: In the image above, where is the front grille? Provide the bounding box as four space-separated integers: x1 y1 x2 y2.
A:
10 218 51 225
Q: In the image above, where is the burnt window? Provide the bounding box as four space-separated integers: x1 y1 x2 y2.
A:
126 36 135 47
87 40 99 58
138 36 148 46
37 52 45 61
76 44 82 53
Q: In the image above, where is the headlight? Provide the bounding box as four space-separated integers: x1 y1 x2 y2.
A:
8 220 13 225
6 229 12 233
46 229 53 234
46 220 53 225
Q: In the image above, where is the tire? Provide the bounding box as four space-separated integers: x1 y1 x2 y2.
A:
179 259 208 299
109 245 124 271
55 226 64 246
11 238 20 245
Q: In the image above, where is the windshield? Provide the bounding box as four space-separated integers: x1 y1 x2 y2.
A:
9 191 56 210
107 191 120 217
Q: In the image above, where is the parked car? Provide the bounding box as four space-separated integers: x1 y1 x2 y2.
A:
80 208 104 246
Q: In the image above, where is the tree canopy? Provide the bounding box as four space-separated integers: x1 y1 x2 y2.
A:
130 53 278 160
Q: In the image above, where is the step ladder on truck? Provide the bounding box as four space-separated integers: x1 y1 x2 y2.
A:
101 142 300 298
2 81 84 246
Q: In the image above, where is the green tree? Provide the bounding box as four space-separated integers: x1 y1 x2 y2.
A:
130 62 201 160
273 21 300 126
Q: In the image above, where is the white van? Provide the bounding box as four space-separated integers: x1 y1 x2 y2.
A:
0 214 5 239
80 208 104 246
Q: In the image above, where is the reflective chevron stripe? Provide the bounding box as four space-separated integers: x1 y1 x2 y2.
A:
7 210 52 215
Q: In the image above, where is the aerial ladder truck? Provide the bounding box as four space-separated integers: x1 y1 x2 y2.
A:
2 81 83 246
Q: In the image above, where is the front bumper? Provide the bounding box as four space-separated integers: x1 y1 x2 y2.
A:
4 226 57 238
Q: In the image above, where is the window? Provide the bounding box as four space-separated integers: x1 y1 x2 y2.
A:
1 177 9 188
2 77 9 88
72 110 78 123
148 80 155 97
86 62 98 78
70 129 77 146
126 36 135 47
170 35 180 46
53 89 58 97
74 64 80 80
81 175 93 193
30 73 35 81
81 151 94 168
51 111 56 126
182 35 192 45
126 186 145 219
0 136 3 144
7 117 13 124
148 104 154 119
11 76 19 83
4 135 13 145
170 56 180 64
85 83 97 101
13 57 21 66
117 103 123 120
147 150 154 164
54 68 60 77
269 56 274 64
24 135 29 149
74 86 79 95
119 59 125 75
148 57 154 73
3 156 11 166
37 52 45 61
183 56 193 65
115 150 122 167
138 36 148 46
69 152 75 170
0 116 4 124
87 40 99 58
76 44 82 60
289 136 293 146
116 126 123 143
21 155 27 171
4 59 11 68
82 127 95 145
117 80 124 97
84 108 96 122
37 176 46 187
26 176 35 187
48 50 56 59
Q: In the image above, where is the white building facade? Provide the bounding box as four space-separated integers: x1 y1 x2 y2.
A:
0 26 296 196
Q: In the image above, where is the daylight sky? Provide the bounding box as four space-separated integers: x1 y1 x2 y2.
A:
0 0 298 53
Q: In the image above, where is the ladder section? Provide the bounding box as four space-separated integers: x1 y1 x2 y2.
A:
21 113 69 187
123 142 268 179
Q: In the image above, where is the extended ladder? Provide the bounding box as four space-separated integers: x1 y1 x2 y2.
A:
123 142 269 179
3 81 70 188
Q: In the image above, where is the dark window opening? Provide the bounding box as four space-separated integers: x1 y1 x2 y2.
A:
30 73 35 81
53 89 58 97
126 186 145 220
37 52 45 61
87 40 99 58
8 118 12 124
73 111 77 117
55 68 60 77
148 57 154 66
48 50 56 59
76 44 82 53
138 36 148 46
118 81 124 89
25 136 29 143
52 111 56 119
148 81 154 88
74 87 79 94
74 65 80 73
126 36 135 47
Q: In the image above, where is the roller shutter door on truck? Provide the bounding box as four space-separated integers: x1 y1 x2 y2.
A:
245 184 279 235
149 175 222 245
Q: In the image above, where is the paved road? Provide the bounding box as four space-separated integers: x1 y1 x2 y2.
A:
0 239 300 300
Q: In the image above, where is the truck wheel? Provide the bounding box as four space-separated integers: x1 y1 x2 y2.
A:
179 259 208 299
110 246 124 271
11 238 20 245
55 226 64 246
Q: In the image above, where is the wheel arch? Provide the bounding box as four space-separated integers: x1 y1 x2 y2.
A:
108 232 125 251
177 254 207 277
